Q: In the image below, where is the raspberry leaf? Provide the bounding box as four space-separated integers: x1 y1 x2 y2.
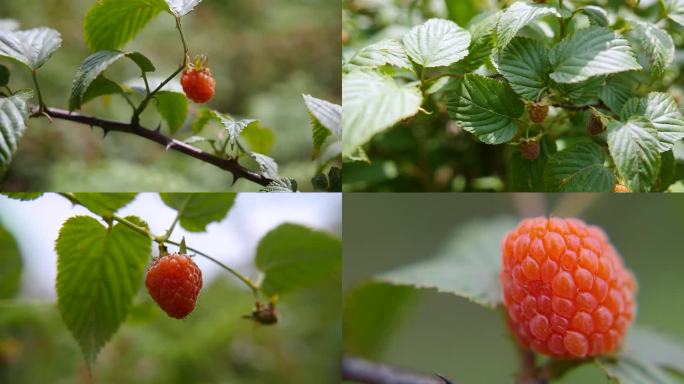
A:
84 0 169 51
342 70 422 158
549 27 642 84
255 223 341 296
346 39 413 71
509 137 556 191
164 0 202 17
303 95 341 159
495 37 550 100
600 73 641 114
1 193 43 201
455 12 497 72
664 0 684 27
0 90 32 178
543 142 615 192
56 215 151 366
0 28 62 70
0 64 9 87
249 153 279 179
261 178 298 192
159 193 236 232
241 121 275 155
607 119 661 192
155 91 189 134
402 19 471 68
374 217 516 308
619 326 684 375
628 21 674 78
0 222 22 299
72 193 137 217
445 74 524 144
619 92 684 153
496 2 560 52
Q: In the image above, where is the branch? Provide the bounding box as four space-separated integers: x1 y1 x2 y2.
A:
342 356 453 384
32 106 273 187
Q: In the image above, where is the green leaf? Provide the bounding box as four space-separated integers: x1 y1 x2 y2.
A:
255 223 341 296
607 119 661 192
654 150 676 192
496 2 560 51
241 121 274 155
81 75 124 105
376 217 516 308
2 192 43 201
164 0 202 17
0 28 62 70
0 90 32 178
402 18 470 68
628 20 674 77
261 178 297 192
553 76 604 105
622 326 684 375
346 39 412 70
582 6 609 27
249 152 279 179
495 37 550 100
543 142 615 192
342 70 422 158
0 223 22 299
620 92 684 153
72 193 137 217
445 74 524 144
458 12 498 71
191 107 215 134
159 193 236 232
600 73 640 114
70 50 156 111
549 27 641 84
56 215 151 365
343 283 417 357
155 91 188 134
596 356 679 384
216 116 257 148
303 94 341 159
509 137 556 192
84 0 169 51
0 64 9 87
665 0 684 27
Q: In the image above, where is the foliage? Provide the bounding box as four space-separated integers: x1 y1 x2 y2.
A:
343 0 684 192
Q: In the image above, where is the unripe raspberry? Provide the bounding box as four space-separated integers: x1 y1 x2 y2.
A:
501 217 636 358
146 253 203 319
614 184 630 193
520 140 540 161
527 103 549 123
588 114 605 136
181 55 215 104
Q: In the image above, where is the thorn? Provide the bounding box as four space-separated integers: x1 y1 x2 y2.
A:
231 174 240 186
165 142 173 151
41 110 53 123
155 123 162 132
102 129 110 139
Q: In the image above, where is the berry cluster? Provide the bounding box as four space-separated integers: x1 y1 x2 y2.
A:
501 217 636 358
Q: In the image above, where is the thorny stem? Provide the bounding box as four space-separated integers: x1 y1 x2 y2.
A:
342 355 453 384
57 193 260 297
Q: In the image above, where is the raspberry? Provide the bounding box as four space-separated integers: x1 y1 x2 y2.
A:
588 114 605 135
527 103 549 123
520 140 540 161
614 184 630 193
145 253 203 319
181 56 215 104
501 217 636 358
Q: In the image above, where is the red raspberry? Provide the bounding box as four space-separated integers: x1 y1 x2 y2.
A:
520 140 540 161
501 217 636 358
145 253 203 319
614 184 630 193
527 103 549 123
181 56 215 104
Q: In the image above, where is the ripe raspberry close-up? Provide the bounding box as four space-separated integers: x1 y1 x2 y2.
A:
181 57 215 104
145 253 203 319
501 217 636 358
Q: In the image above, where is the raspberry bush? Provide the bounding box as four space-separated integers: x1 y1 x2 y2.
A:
0 192 342 372
343 0 684 192
0 0 341 192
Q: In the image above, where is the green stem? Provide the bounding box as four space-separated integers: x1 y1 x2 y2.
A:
31 70 45 111
159 195 191 242
131 65 184 124
558 0 565 41
142 72 151 96
176 16 189 67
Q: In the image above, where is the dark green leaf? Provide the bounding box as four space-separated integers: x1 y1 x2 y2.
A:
509 137 556 191
155 91 188 134
0 90 32 178
0 64 9 87
0 223 22 299
81 75 124 105
495 37 550 100
160 193 237 232
73 193 137 217
544 142 615 192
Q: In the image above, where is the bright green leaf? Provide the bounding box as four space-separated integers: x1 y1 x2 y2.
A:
160 193 236 232
458 12 498 71
629 20 674 77
0 90 32 178
56 215 151 365
241 121 274 155
261 178 297 192
249 152 279 179
346 39 412 70
216 116 257 148
402 18 470 68
495 37 550 100
0 28 62 70
72 193 137 217
303 94 341 159
84 0 169 51
342 70 422 158
445 74 524 144
496 2 560 51
543 142 615 192
549 27 641 84
155 91 188 134
607 119 661 192
376 217 516 308
620 92 684 153
665 0 684 27
2 192 43 201
0 223 22 299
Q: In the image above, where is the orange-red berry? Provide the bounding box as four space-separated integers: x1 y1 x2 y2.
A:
501 217 636 358
527 103 549 123
181 66 215 104
145 253 203 319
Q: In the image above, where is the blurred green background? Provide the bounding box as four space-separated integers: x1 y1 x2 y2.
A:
1 0 340 191
343 193 684 383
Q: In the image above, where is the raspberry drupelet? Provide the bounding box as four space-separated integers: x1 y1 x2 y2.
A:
501 217 636 358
